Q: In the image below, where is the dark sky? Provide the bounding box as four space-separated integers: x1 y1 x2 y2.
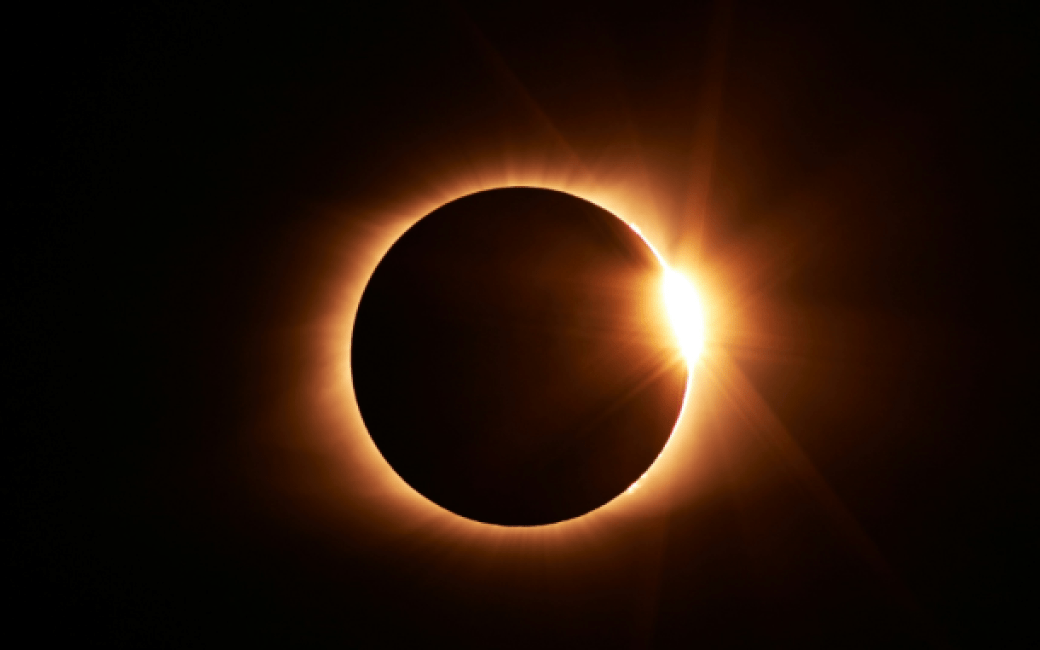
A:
9 1 1034 647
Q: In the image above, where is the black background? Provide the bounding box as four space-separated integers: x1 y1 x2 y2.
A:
8 1 1034 647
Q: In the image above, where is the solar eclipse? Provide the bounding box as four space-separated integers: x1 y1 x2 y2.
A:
15 3 1020 645
351 187 703 526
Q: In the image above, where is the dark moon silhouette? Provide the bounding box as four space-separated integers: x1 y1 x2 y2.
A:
351 188 687 525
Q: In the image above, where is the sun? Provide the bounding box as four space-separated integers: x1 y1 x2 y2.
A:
662 267 706 364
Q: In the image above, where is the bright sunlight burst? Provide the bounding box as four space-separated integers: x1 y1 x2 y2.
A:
662 268 705 363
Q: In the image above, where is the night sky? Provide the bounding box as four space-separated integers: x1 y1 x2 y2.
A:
9 2 1034 647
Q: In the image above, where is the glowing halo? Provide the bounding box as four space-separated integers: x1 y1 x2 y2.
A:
311 165 716 547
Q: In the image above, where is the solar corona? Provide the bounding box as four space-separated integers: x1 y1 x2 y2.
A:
347 186 707 527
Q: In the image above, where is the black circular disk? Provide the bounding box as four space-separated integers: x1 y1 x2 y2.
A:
351 187 687 525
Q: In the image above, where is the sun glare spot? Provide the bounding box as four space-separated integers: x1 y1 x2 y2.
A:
663 268 705 363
